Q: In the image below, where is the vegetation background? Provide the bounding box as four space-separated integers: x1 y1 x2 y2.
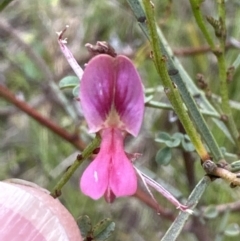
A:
1 0 240 240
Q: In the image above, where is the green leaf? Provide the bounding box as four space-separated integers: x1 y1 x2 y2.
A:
59 76 79 89
230 160 240 172
155 147 172 166
77 215 92 238
166 138 181 148
224 223 240 237
165 139 181 148
155 132 172 143
72 85 80 97
203 205 219 219
172 132 184 140
155 132 182 148
92 218 115 241
0 0 14 12
182 136 195 152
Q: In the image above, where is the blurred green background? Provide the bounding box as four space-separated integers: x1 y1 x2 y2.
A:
1 0 240 240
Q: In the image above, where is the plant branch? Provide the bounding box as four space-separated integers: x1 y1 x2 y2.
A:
127 0 223 162
188 0 240 146
216 1 239 146
142 0 209 161
188 0 215 49
173 39 240 56
51 136 100 197
145 100 221 119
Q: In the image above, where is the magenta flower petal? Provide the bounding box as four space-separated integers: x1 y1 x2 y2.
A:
110 147 137 197
80 54 144 135
80 55 114 133
114 55 144 136
105 128 137 197
80 153 110 200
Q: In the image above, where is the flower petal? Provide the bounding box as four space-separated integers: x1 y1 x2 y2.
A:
110 153 137 197
80 54 144 136
109 129 137 196
114 55 144 136
80 153 110 200
79 55 114 133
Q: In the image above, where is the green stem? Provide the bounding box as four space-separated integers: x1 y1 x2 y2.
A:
189 0 215 49
51 136 101 197
189 0 239 146
146 100 221 119
218 54 239 144
216 1 239 145
128 0 224 161
142 0 209 160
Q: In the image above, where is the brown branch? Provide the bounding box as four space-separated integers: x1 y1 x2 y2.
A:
0 84 85 150
173 39 240 56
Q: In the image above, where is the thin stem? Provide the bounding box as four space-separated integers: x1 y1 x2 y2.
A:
202 160 240 186
51 136 100 197
142 0 209 161
128 0 223 161
146 100 221 119
216 2 239 145
188 0 215 49
188 0 240 146
173 41 240 56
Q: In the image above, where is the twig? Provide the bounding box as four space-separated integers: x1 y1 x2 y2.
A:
51 136 100 198
173 40 240 56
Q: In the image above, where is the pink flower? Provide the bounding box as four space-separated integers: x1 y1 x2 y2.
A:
80 54 144 201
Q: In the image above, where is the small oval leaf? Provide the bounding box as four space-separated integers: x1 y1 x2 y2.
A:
203 205 219 219
155 132 172 143
77 215 92 238
59 76 79 89
93 218 115 241
72 85 80 97
155 147 172 166
182 137 195 152
165 138 181 148
224 223 240 237
172 132 184 140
